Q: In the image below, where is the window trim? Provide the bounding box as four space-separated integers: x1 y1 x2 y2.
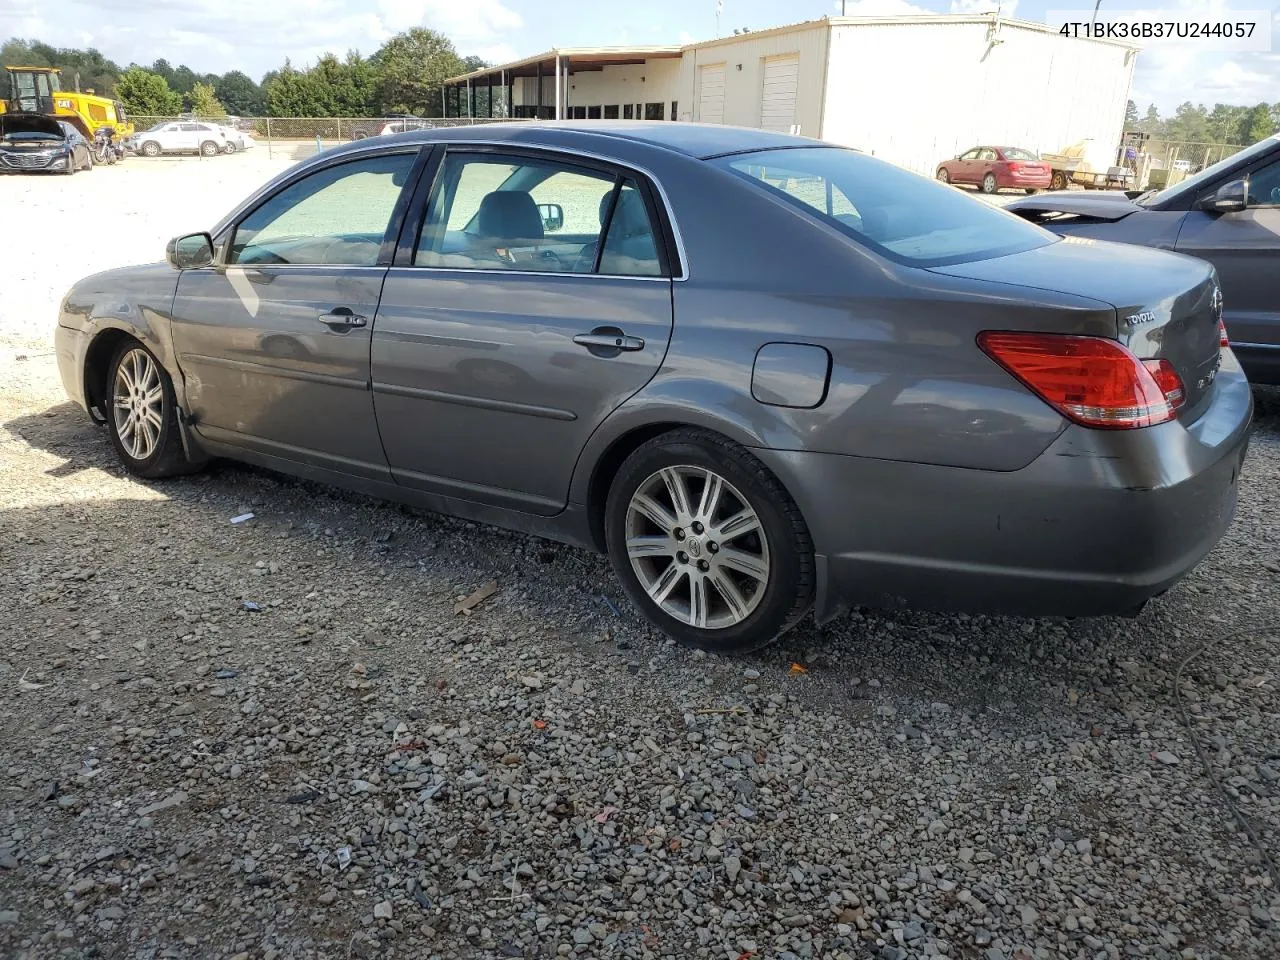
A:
392 142 687 281
213 146 430 268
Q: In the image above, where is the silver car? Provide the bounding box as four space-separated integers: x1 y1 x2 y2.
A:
54 122 1252 652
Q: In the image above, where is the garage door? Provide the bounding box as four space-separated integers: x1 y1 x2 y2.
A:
760 54 799 133
699 63 725 124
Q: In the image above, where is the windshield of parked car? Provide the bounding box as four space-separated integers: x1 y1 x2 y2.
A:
715 147 1055 267
1135 134 1280 206
1002 147 1039 161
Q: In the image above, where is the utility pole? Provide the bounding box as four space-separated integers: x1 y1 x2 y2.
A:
842 0 848 13
716 0 723 38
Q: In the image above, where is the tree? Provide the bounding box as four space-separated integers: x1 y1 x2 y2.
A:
1 38 121 96
215 70 265 115
1165 101 1210 144
1239 103 1274 144
374 28 464 116
1124 99 1139 129
189 81 227 118
265 59 327 116
171 64 199 95
115 67 183 117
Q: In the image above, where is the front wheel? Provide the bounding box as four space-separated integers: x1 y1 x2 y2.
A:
106 342 199 479
199 140 219 157
141 140 161 157
222 141 237 154
981 173 998 194
936 168 950 184
605 429 815 653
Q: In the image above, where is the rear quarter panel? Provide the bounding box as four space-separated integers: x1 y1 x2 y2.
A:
570 160 1118 507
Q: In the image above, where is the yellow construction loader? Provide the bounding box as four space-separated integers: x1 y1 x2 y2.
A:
0 66 134 141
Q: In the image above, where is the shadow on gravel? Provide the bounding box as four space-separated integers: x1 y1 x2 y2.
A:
7 393 1277 726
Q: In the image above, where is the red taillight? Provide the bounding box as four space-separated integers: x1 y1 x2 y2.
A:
1008 161 1023 171
978 332 1185 429
1218 318 1229 348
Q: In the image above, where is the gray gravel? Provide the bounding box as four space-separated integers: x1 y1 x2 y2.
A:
2 339 1280 960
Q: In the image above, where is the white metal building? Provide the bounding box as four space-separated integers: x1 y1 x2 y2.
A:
442 14 1139 176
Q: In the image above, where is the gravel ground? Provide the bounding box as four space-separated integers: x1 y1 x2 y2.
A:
2 154 1280 960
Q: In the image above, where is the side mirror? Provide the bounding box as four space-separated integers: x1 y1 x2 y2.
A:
166 232 215 270
538 202 565 233
1203 179 1247 214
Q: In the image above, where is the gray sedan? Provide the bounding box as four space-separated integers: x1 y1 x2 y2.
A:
54 122 1252 652
1005 135 1280 385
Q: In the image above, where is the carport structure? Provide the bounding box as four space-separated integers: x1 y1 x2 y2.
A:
441 46 684 122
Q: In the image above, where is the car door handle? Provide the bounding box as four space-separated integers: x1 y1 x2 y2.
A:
573 331 645 352
318 308 367 330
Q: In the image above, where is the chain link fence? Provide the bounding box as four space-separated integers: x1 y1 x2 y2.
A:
128 115 525 159
1122 138 1249 190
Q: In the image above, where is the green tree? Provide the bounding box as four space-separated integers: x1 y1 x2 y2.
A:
1139 104 1162 136
189 81 227 118
115 67 183 116
215 70 265 115
265 59 328 116
374 28 464 116
1 38 121 96
171 64 199 95
1238 103 1274 144
1165 101 1210 143
1124 99 1139 129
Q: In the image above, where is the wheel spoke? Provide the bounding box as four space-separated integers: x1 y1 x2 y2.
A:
696 470 723 524
709 572 750 622
716 510 760 541
631 493 677 532
142 385 163 407
116 363 135 396
627 535 676 560
659 467 693 521
137 417 157 458
717 547 769 582
689 574 710 628
113 397 131 410
646 562 684 606
142 406 164 432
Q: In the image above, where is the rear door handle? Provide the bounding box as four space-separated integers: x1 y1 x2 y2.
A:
318 308 367 331
573 331 645 352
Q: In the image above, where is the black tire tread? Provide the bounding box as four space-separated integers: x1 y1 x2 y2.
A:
607 427 815 652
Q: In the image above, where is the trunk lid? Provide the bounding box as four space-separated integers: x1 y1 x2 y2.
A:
928 237 1224 422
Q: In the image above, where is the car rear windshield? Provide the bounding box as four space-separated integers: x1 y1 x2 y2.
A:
1002 147 1039 161
714 147 1054 267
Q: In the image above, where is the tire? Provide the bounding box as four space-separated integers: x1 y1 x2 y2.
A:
199 140 219 157
1025 188 1038 195
1050 170 1068 191
981 173 997 194
604 428 814 653
936 168 950 184
141 140 161 157
222 141 237 154
104 341 199 479
62 157 75 175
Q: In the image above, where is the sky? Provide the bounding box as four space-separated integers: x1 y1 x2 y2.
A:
2 0 1279 113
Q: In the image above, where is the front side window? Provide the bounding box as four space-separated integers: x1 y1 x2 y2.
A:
716 146 1054 267
416 152 664 277
961 148 980 160
229 152 415 266
1246 157 1280 206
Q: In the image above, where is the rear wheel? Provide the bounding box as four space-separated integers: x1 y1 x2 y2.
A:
105 342 199 479
1050 170 1068 191
936 168 950 184
1025 187 1037 194
605 429 814 653
141 140 161 157
981 173 997 194
199 140 219 157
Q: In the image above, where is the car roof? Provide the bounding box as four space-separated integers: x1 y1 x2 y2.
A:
360 120 820 161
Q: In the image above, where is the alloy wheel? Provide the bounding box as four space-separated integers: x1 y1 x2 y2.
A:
624 465 770 629
112 347 165 461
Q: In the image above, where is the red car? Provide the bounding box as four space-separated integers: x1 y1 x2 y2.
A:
936 145 1052 194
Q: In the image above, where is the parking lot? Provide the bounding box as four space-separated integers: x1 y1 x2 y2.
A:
2 153 1280 960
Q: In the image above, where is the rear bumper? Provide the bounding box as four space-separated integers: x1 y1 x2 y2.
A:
1001 172 1052 188
756 359 1254 623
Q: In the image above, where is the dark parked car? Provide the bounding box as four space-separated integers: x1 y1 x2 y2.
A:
54 122 1251 651
0 112 93 174
936 145 1052 194
1005 134 1280 385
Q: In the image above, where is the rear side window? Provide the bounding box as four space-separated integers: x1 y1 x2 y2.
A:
1002 147 1039 161
715 146 1054 267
